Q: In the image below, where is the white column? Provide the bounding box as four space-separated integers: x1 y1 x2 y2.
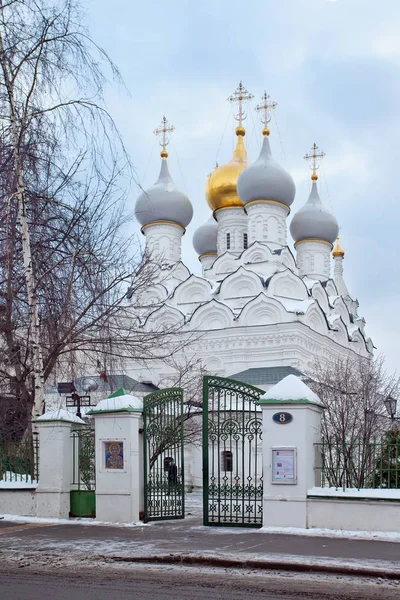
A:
259 383 323 529
142 222 185 265
295 240 332 281
215 207 247 256
91 410 143 524
246 200 289 249
34 416 83 518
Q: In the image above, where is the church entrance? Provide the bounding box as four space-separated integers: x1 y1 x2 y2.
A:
202 376 264 527
143 388 185 521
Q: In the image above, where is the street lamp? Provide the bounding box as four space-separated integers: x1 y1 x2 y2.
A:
384 396 398 422
57 379 98 419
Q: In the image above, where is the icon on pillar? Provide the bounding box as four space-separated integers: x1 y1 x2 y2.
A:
105 441 124 469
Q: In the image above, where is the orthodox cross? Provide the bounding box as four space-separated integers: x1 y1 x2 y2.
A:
255 91 277 126
304 143 325 181
228 82 254 127
154 116 175 157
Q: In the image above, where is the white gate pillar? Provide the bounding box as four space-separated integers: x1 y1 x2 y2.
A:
34 410 86 518
259 375 324 529
87 389 143 524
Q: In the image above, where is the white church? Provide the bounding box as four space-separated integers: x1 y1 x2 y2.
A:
130 83 372 392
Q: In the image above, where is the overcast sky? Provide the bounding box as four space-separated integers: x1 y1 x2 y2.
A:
88 0 400 373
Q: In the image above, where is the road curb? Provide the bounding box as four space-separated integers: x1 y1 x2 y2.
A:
109 553 400 580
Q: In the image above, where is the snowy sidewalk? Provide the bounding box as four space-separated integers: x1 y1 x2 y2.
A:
1 498 400 579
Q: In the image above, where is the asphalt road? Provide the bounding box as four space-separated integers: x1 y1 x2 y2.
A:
0 567 399 600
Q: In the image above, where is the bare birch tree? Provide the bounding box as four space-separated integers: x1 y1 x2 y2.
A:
0 0 192 438
308 355 400 488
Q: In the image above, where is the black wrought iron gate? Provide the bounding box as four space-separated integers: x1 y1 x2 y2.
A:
143 387 185 522
203 376 264 527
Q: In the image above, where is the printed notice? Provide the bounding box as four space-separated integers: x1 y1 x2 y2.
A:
272 448 296 483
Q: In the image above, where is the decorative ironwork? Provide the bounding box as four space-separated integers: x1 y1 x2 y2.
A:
304 143 325 181
143 388 185 522
203 376 264 528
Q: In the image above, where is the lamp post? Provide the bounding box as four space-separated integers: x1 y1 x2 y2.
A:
384 396 398 422
57 379 97 419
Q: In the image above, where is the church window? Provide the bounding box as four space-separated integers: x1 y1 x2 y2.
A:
226 233 231 250
221 450 233 472
243 233 248 249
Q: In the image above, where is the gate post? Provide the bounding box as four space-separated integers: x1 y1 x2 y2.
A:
259 375 323 529
33 410 86 518
87 389 144 524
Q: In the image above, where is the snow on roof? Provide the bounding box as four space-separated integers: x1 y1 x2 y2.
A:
90 390 143 413
259 374 323 406
278 297 313 314
35 408 86 424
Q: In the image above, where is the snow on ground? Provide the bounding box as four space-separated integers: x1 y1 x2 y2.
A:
0 472 38 489
308 486 400 500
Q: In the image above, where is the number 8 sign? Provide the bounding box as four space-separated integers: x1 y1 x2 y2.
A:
272 412 293 424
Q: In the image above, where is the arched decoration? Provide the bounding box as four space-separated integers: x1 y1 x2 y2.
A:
203 355 224 373
219 266 264 302
267 269 309 301
350 329 365 353
189 299 235 330
144 304 185 331
136 283 169 307
167 261 191 284
278 247 296 270
332 297 351 327
310 281 329 313
241 242 273 265
329 316 349 346
212 252 239 276
301 303 329 335
238 293 292 326
172 274 213 306
323 279 339 296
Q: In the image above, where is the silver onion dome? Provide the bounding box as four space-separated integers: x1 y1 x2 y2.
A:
290 181 339 244
135 158 193 229
237 135 296 208
192 214 218 257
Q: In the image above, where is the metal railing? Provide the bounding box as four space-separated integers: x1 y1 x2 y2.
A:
315 435 400 491
71 429 95 491
0 436 39 484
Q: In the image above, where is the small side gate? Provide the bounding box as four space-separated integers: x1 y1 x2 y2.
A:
70 428 96 518
143 388 185 522
203 376 264 527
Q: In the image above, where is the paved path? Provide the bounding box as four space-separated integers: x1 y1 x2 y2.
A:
0 515 400 575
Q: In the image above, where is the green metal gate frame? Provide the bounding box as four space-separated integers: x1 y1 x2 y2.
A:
143 387 185 522
203 376 264 528
70 428 96 518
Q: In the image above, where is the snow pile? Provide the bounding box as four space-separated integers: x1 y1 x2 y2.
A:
308 486 400 500
35 408 86 424
0 471 38 489
92 394 143 413
260 374 323 405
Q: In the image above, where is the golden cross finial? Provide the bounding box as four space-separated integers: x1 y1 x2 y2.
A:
154 116 175 159
255 91 277 137
304 143 325 181
228 82 254 128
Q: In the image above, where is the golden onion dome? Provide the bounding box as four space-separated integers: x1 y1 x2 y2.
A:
206 126 249 212
332 237 345 258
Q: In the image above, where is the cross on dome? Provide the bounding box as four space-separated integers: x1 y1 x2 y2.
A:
255 91 277 137
154 116 175 159
304 143 325 181
228 82 254 129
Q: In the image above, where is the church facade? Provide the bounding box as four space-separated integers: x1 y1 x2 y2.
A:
130 84 372 389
